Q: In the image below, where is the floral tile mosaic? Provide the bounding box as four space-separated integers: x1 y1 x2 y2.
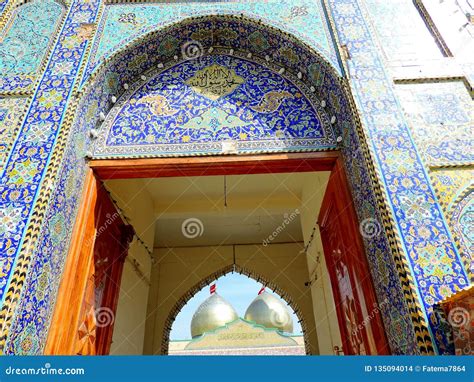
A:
84 0 341 82
0 0 64 94
395 82 474 167
95 55 335 158
0 0 102 353
0 96 28 171
431 168 474 280
0 0 470 356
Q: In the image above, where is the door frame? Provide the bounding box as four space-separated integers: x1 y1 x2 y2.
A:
318 159 390 354
45 169 98 354
89 151 338 179
45 169 131 354
46 151 388 354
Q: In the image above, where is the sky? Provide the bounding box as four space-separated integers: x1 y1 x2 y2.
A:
169 273 303 340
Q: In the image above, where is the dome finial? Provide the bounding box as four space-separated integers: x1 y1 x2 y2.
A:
210 283 216 295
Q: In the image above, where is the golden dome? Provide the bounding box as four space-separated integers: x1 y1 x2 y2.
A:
190 293 238 338
244 292 293 333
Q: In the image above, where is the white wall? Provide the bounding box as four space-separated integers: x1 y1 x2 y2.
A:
106 179 155 355
300 172 343 355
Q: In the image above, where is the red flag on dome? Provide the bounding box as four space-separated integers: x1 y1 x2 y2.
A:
210 284 216 295
258 286 265 295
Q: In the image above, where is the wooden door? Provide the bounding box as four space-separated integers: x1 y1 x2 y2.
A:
46 169 134 355
318 158 389 355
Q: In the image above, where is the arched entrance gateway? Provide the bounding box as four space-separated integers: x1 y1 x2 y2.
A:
163 267 310 355
2 14 440 356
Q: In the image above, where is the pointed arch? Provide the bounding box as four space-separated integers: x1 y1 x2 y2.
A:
75 14 350 160
161 264 311 355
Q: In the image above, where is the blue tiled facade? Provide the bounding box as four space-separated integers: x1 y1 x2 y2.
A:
0 0 472 355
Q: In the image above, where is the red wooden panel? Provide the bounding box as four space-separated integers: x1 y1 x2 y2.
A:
318 158 390 355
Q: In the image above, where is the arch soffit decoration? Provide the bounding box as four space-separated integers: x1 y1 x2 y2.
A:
160 264 311 355
76 15 353 159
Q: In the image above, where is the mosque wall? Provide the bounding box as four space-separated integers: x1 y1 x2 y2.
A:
328 0 472 354
0 0 472 355
147 243 319 354
361 0 473 284
395 82 473 282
